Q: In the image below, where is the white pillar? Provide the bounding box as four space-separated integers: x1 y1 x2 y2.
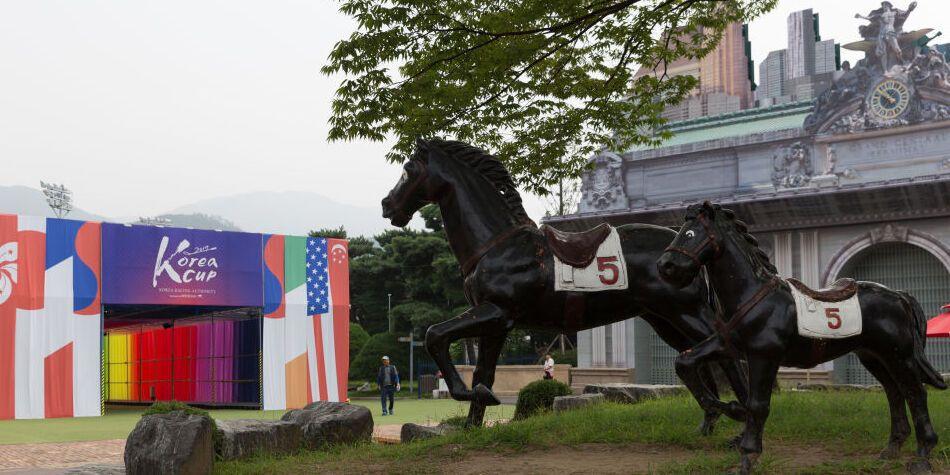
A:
611 321 626 368
773 232 793 278
591 325 606 367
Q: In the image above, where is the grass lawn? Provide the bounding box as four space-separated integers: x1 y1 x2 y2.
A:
0 399 513 445
215 389 950 474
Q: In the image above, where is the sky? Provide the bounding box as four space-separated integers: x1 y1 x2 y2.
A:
0 0 945 222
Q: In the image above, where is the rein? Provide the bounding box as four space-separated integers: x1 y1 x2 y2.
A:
664 214 722 268
714 276 779 353
459 223 537 277
666 213 779 352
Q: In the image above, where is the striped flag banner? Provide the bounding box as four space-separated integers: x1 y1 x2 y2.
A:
0 214 102 420
262 235 349 410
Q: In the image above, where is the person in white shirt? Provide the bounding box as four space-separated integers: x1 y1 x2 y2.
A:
543 354 554 380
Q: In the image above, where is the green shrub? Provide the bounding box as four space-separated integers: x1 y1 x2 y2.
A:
349 323 370 364
513 379 571 420
351 332 410 380
143 401 222 454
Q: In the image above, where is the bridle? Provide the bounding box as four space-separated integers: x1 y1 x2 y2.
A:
664 213 722 267
388 160 429 221
665 211 779 354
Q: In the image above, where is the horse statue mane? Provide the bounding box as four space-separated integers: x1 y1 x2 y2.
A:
424 138 535 225
685 203 778 275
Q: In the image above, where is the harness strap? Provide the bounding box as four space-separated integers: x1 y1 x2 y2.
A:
716 277 780 352
663 214 722 264
460 224 537 277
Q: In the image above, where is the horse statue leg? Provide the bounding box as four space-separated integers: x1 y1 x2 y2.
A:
856 353 910 460
425 303 509 411
466 332 509 427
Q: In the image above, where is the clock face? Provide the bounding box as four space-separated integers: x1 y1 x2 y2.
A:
868 78 911 121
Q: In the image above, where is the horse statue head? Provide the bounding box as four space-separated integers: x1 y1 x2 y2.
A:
658 201 775 288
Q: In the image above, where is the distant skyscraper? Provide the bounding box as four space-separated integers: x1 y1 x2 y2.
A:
634 22 754 120
758 49 787 101
699 22 755 109
814 39 839 74
787 9 817 79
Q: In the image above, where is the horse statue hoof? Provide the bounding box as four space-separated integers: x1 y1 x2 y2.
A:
907 457 933 474
473 384 501 406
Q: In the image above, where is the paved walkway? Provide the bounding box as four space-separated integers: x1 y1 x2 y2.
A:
0 440 125 472
0 424 422 472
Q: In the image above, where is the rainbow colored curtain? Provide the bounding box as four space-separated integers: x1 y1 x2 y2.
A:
104 319 260 405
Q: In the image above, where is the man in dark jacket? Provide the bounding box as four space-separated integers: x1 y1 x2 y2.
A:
377 356 400 415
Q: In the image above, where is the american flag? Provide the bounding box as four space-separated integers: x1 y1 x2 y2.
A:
306 237 330 315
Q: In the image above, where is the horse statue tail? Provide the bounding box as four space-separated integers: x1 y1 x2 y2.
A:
899 291 948 390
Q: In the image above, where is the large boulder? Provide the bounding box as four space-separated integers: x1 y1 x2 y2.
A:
553 393 605 412
124 411 214 475
280 401 373 450
216 419 302 461
583 383 686 404
400 423 455 443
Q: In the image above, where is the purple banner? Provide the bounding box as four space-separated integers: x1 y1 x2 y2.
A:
102 223 263 306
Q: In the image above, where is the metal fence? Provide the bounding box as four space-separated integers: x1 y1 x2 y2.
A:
834 242 950 384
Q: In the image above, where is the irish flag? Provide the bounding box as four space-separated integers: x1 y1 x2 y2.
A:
262 235 349 410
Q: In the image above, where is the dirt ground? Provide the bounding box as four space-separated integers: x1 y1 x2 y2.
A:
441 442 946 474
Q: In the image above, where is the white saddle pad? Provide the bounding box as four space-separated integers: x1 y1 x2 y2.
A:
554 227 628 292
791 282 862 339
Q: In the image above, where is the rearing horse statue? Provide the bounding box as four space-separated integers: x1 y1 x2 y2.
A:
381 138 748 428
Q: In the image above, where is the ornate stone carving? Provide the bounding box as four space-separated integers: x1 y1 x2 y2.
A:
805 2 949 134
771 142 813 189
854 1 918 72
581 151 627 211
869 224 910 244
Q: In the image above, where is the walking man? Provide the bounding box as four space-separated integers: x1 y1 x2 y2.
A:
377 356 400 416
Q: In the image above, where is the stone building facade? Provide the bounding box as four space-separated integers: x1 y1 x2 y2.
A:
549 4 950 385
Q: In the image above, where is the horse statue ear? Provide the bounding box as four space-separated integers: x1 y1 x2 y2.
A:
415 136 428 150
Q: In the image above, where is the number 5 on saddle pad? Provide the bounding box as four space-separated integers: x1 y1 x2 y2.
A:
789 279 863 339
552 227 628 292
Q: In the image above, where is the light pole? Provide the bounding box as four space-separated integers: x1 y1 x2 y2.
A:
387 293 393 333
40 181 73 218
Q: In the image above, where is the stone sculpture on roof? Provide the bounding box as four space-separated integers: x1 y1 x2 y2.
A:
804 1 950 134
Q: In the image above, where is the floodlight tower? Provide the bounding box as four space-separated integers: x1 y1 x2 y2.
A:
40 181 73 218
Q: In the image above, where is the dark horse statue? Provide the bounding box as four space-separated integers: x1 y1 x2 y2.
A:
381 138 748 429
658 202 947 474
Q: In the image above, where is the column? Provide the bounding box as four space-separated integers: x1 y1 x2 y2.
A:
610 321 626 368
591 325 606 367
576 329 593 368
773 232 793 278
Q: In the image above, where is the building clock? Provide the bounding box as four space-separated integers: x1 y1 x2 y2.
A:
866 77 912 122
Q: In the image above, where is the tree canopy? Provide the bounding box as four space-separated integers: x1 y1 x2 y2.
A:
324 0 775 195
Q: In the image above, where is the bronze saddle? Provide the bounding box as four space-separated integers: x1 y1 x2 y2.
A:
540 223 612 268
787 277 858 302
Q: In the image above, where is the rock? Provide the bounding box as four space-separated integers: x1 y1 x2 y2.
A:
216 419 302 461
796 383 881 391
124 411 214 475
281 401 373 450
553 393 605 412
400 423 454 443
583 383 686 404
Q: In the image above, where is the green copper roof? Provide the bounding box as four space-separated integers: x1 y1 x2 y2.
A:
629 100 814 152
